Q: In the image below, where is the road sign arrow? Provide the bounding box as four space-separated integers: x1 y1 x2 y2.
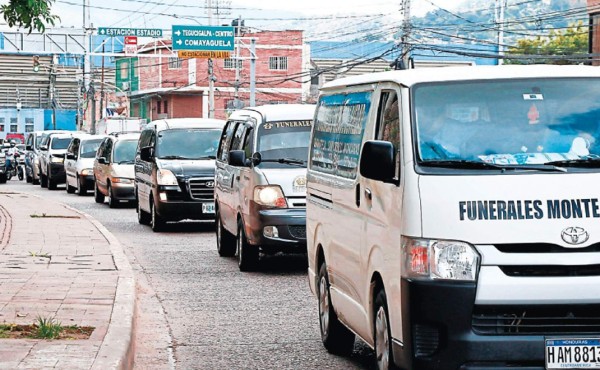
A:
175 30 181 36
99 29 105 35
176 40 182 45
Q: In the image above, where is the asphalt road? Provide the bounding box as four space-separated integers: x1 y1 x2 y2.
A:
5 178 376 370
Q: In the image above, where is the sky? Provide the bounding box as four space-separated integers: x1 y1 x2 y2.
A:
48 0 467 31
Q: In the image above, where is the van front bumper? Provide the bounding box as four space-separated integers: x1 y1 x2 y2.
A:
395 278 600 370
110 182 136 201
49 163 66 182
245 206 306 253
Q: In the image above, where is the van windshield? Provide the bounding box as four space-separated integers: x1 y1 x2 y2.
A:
113 139 138 163
414 78 600 170
80 139 104 158
256 120 312 168
156 129 221 160
51 137 72 150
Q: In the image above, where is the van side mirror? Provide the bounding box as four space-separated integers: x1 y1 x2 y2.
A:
360 141 396 183
140 146 154 162
228 150 247 167
251 152 262 166
39 145 48 151
26 145 32 151
97 157 107 165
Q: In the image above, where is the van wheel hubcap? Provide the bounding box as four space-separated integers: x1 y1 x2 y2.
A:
375 306 390 370
318 275 330 336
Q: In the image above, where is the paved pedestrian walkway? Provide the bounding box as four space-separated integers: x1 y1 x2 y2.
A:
0 191 135 369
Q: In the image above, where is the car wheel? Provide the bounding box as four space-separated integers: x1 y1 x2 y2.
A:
216 209 236 257
137 193 151 225
40 173 47 187
236 218 258 271
108 185 118 208
66 180 75 194
317 262 355 356
0 174 6 184
47 177 56 190
26 174 32 183
150 199 165 232
94 182 105 204
77 175 87 196
374 288 397 370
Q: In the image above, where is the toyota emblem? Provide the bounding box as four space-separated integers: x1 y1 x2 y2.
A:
561 227 589 246
205 181 215 188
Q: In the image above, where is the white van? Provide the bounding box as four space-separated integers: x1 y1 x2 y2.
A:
306 65 600 370
214 104 315 271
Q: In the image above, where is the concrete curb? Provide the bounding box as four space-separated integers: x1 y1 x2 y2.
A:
60 203 137 370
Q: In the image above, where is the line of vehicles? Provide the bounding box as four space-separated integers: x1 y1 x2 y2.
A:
8 64 600 370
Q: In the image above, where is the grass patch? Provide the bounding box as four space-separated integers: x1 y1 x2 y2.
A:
30 213 80 219
29 250 51 259
0 317 94 340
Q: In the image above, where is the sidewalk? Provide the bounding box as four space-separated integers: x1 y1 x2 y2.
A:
0 191 135 369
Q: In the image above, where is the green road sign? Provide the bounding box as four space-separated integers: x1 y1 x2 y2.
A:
98 27 163 38
171 25 235 51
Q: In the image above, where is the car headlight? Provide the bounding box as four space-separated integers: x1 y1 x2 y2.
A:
401 237 480 281
80 168 93 176
157 169 178 186
111 177 133 184
51 156 64 163
253 185 288 208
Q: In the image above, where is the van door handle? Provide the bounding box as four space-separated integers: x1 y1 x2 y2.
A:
355 184 361 207
364 188 372 201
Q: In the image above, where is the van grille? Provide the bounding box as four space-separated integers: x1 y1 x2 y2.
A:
188 178 215 200
494 243 600 253
288 225 306 239
472 305 600 335
499 264 600 277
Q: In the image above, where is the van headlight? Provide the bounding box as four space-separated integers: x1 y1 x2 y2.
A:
401 237 480 281
253 185 288 208
157 169 178 186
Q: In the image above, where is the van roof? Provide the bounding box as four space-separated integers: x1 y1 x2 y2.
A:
228 104 316 122
321 65 600 91
110 132 140 141
146 118 225 131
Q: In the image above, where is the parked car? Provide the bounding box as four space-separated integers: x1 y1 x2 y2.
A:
64 135 105 195
135 118 225 231
38 132 75 189
25 130 64 184
214 104 315 271
93 132 140 208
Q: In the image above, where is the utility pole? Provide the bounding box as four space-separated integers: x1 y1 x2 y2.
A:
49 55 57 130
400 0 411 67
83 0 91 131
250 38 256 107
233 15 241 108
100 44 105 119
207 0 215 118
496 0 507 65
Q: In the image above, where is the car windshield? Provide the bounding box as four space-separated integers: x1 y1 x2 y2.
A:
51 137 72 150
256 120 312 168
80 139 104 158
156 129 221 159
113 139 138 163
414 78 600 169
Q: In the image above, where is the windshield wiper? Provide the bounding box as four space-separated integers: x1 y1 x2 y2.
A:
159 155 190 160
118 160 134 164
191 155 216 160
420 159 566 172
544 157 600 168
261 157 306 166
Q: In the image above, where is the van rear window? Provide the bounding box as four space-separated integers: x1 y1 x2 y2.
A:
310 91 371 179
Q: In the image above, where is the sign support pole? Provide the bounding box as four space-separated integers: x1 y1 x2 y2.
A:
250 38 256 107
208 0 215 118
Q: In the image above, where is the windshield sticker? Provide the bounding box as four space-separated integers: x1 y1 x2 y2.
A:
527 103 540 124
263 120 312 130
523 93 544 101
459 199 600 221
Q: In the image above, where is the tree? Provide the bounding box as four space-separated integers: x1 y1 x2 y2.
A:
1 0 59 33
505 22 589 65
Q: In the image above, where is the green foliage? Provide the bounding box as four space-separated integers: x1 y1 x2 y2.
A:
505 22 589 65
35 316 62 339
0 0 60 33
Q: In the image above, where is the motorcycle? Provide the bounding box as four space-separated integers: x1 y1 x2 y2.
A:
5 152 19 181
16 152 25 181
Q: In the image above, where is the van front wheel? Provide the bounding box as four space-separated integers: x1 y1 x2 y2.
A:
236 219 258 271
216 210 236 257
317 262 355 355
374 289 397 370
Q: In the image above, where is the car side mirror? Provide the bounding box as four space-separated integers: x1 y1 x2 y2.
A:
228 150 248 167
359 140 396 183
26 145 32 151
97 157 107 165
39 145 48 151
251 152 262 166
66 153 76 160
140 146 154 162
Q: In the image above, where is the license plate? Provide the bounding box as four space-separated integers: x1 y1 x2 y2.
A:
202 202 215 214
546 338 600 369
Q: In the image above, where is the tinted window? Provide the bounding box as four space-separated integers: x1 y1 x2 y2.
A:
51 137 72 150
80 139 104 158
217 121 239 161
257 120 313 169
156 129 222 159
113 140 138 163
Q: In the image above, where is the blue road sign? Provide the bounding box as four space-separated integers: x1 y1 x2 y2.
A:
171 25 235 51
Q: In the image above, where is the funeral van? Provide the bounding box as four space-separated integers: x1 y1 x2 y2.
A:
306 65 600 370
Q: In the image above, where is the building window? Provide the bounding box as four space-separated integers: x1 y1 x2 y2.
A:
10 125 17 132
269 56 288 70
0 125 3 132
25 117 34 132
224 58 242 70
120 61 129 79
133 59 139 77
10 118 17 124
157 100 162 114
163 100 168 114
168 57 182 69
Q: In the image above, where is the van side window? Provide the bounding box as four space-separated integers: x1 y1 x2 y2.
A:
68 139 79 156
218 121 238 162
138 130 152 153
242 127 254 159
376 90 401 180
96 139 106 158
231 123 246 150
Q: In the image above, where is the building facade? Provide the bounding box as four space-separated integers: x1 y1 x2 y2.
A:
590 0 600 65
117 29 309 120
